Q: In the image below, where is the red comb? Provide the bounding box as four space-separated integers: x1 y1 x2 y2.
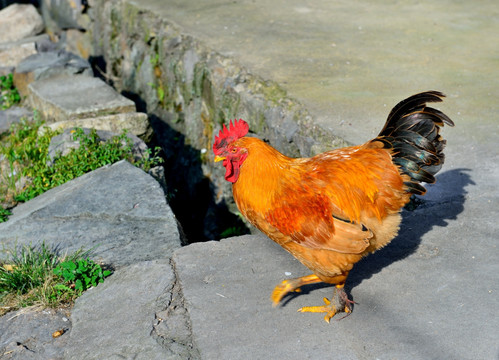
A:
213 119 249 154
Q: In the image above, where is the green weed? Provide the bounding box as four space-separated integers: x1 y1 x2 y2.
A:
0 207 11 223
0 119 163 222
0 74 21 110
53 258 111 293
219 226 247 238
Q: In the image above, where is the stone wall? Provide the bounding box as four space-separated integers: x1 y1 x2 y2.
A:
41 0 347 240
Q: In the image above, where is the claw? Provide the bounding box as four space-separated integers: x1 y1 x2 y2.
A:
270 274 321 306
271 279 297 306
298 297 338 323
297 285 354 323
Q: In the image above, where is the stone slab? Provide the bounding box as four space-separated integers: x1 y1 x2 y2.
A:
0 308 71 360
174 205 498 360
65 260 178 360
0 106 32 133
139 0 497 150
41 112 153 142
0 160 181 267
13 51 93 96
27 75 136 122
0 42 37 69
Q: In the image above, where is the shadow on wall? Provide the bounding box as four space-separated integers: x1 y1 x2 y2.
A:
117 84 249 243
347 168 474 291
146 113 249 243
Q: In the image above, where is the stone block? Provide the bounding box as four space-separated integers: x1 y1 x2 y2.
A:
0 160 181 267
0 106 32 133
0 4 44 43
40 112 153 142
13 50 93 96
65 261 179 360
46 127 148 165
28 75 136 122
0 34 51 69
41 0 89 32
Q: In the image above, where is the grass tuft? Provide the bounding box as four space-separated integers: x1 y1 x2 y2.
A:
0 243 111 316
0 117 163 222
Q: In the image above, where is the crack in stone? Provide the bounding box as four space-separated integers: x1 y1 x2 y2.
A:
150 258 200 359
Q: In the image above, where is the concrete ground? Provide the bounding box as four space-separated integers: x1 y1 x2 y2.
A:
151 0 498 359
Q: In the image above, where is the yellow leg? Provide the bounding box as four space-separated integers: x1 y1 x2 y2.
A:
270 274 322 307
298 283 353 323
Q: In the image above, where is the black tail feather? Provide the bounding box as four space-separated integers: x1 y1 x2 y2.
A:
374 91 454 195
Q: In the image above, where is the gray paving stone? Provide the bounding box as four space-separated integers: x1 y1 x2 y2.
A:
65 260 178 360
0 160 181 267
28 75 136 123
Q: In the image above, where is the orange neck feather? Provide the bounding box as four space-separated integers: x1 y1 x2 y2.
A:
232 137 294 214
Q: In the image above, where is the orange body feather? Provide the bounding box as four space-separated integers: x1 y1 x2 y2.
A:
231 137 409 282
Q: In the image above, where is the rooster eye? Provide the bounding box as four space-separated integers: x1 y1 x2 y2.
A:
231 148 237 153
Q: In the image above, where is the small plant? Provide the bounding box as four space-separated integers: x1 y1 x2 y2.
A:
219 226 248 238
219 211 250 238
53 258 111 293
0 115 55 209
0 243 111 315
0 118 164 222
0 74 21 110
135 146 164 172
0 207 11 223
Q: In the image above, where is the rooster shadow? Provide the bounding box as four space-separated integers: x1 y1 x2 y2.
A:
280 168 473 305
346 167 473 291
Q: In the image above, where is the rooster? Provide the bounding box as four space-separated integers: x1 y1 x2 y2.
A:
213 91 454 322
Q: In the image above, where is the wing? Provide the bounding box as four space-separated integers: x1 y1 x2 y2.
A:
263 193 373 254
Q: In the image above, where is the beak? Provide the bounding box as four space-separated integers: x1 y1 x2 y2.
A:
214 155 226 163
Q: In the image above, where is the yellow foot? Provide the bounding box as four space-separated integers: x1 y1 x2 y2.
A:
297 286 354 323
270 274 321 307
298 297 339 323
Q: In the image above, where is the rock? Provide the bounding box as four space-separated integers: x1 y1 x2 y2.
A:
0 67 14 76
40 112 153 142
0 160 181 267
148 165 167 194
0 308 71 360
0 34 51 69
172 234 361 360
27 75 136 123
35 36 62 53
0 42 37 69
0 4 44 43
0 35 50 53
46 127 148 165
0 106 32 133
41 0 88 31
13 51 93 97
65 29 93 59
65 260 197 360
